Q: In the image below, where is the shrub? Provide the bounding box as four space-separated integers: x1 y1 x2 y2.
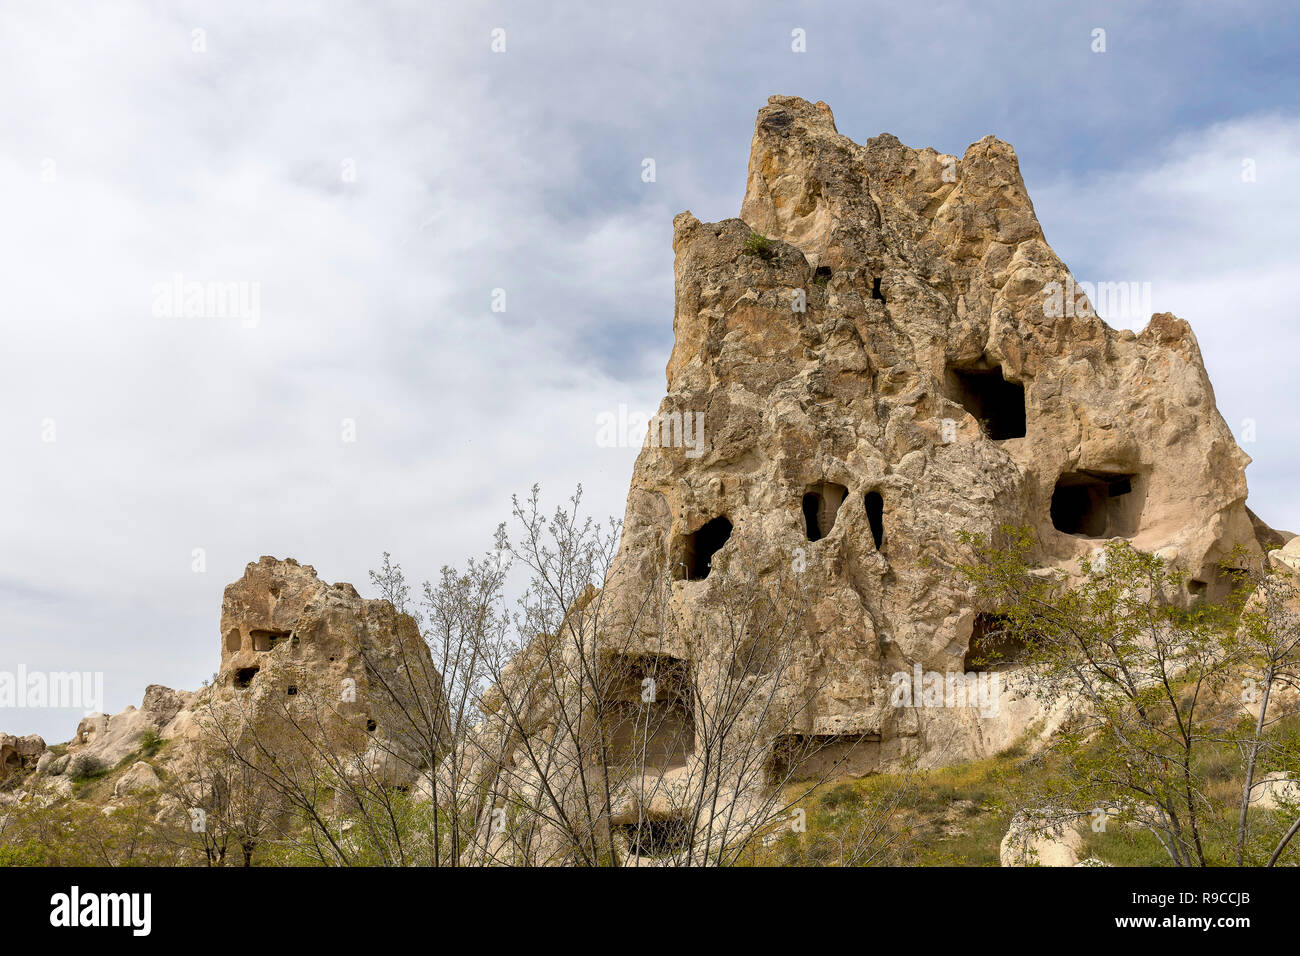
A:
743 231 775 260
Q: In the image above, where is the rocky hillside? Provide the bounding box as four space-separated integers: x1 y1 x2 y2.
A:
2 96 1290 867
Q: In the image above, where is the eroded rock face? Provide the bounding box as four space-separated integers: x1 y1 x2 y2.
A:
0 733 45 784
208 556 447 788
599 95 1264 769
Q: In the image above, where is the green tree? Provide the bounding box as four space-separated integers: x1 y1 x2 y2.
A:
959 528 1300 866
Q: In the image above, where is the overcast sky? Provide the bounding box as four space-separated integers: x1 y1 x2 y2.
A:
3 1 1299 741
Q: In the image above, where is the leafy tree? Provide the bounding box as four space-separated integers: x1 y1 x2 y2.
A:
959 527 1300 866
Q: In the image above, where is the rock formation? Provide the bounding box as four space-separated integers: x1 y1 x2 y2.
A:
2 97 1285 868
13 557 446 810
208 556 447 788
600 94 1270 768
457 95 1274 861
0 733 45 785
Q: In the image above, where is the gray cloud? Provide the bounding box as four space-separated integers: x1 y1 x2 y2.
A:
2 1 1297 739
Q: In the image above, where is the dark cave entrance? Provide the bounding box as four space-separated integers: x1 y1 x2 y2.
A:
963 613 1026 672
617 816 690 857
680 516 733 580
946 364 1026 440
1050 471 1143 538
864 491 884 549
803 482 848 542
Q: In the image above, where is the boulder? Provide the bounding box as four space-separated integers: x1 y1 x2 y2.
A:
0 733 45 783
113 761 161 797
1000 814 1086 867
1250 774 1299 810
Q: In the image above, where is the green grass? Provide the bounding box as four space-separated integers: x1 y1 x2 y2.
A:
759 714 1300 867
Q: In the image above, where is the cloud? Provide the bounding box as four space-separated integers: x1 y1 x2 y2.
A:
1030 111 1300 535
1 1 1297 739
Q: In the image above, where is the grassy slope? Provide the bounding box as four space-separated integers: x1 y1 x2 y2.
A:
756 715 1300 866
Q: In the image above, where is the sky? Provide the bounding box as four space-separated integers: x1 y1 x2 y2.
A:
3 0 1299 741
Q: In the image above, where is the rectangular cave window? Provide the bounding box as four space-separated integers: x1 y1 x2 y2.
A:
963 613 1026 672
864 491 884 549
600 654 695 771
678 516 732 580
617 816 690 858
769 732 882 782
945 364 1026 440
286 685 298 696
803 482 847 541
234 666 259 689
251 629 291 652
1050 471 1144 538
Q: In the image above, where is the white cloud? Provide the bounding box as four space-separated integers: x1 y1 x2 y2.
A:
0 2 663 739
2 2 1296 741
1030 111 1300 536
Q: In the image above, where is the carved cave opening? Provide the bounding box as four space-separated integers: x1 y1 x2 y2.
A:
946 364 1026 440
600 654 695 771
680 516 732 580
1050 471 1144 538
864 491 884 549
803 482 848 542
617 816 690 858
963 613 1027 672
251 629 291 652
770 732 882 781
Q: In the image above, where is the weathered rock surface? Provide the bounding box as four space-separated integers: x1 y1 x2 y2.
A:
999 813 1086 867
113 760 161 797
27 557 446 808
432 96 1276 865
203 556 447 788
56 685 194 779
0 733 45 783
599 94 1265 768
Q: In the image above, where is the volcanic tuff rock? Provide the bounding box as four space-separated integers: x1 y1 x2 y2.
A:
0 733 45 784
204 556 447 787
18 557 446 800
600 94 1267 767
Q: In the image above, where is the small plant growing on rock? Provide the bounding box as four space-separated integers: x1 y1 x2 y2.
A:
138 730 163 758
744 231 775 260
66 752 105 783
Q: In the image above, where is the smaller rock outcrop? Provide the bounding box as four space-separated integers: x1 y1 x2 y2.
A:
56 685 194 780
0 733 45 784
113 761 162 798
203 556 448 788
